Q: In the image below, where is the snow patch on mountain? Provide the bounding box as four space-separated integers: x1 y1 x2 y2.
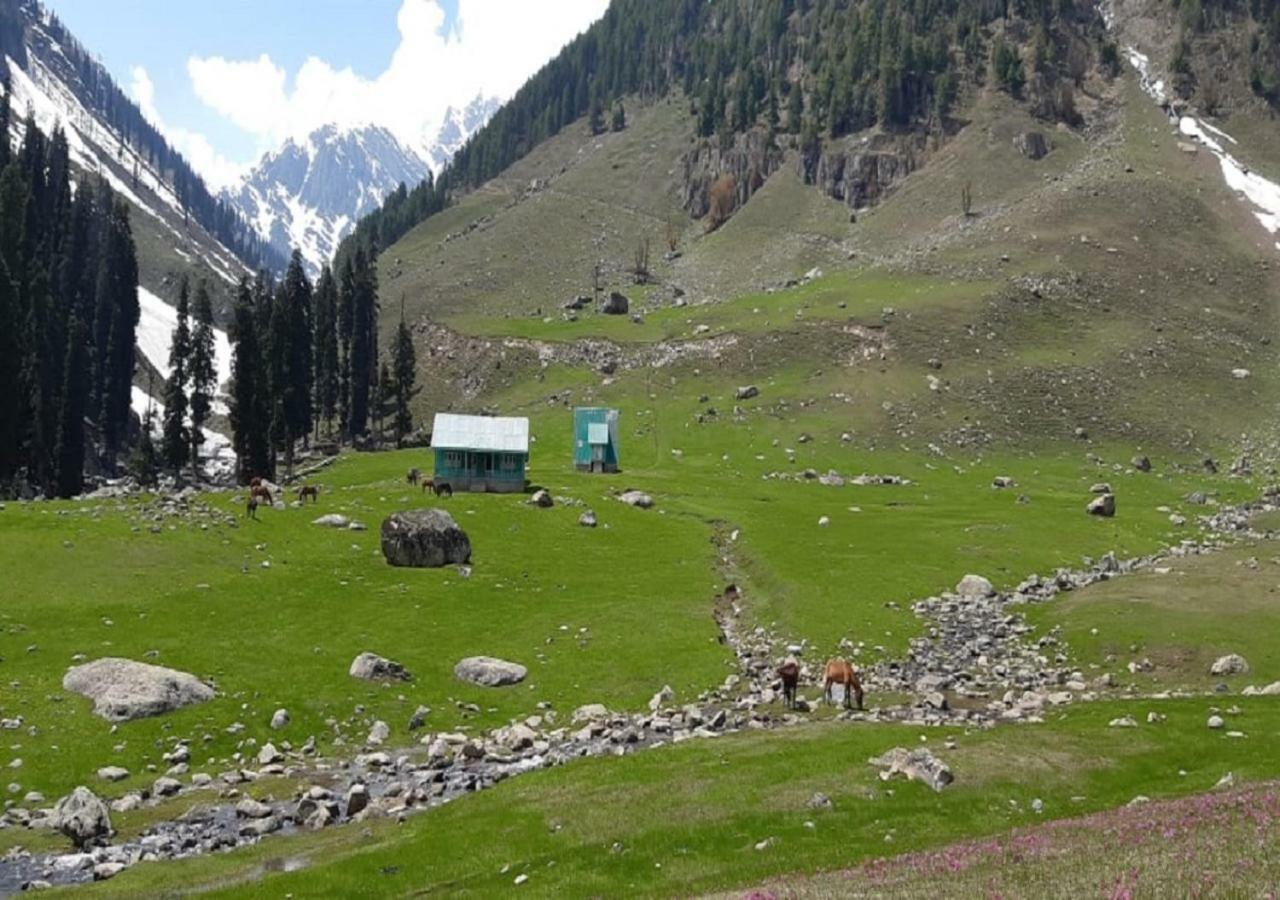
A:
136 286 234 415
421 95 502 173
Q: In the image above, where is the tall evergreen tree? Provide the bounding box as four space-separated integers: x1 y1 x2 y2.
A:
392 302 416 446
161 279 191 477
336 256 354 437
346 247 378 438
0 257 23 486
229 277 272 483
313 264 339 437
188 280 216 480
53 314 88 498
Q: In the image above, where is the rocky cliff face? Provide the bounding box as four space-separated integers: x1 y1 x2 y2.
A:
680 128 784 220
800 133 920 211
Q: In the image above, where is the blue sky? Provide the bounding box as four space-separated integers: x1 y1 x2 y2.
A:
44 0 605 189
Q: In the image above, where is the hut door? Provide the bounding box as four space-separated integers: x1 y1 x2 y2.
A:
591 444 604 473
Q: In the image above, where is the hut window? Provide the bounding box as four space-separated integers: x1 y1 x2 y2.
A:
444 451 463 467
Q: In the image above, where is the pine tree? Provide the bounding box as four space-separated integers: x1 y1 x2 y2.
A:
346 247 378 437
374 360 392 439
0 73 10 172
313 264 339 437
392 301 416 446
188 280 216 480
129 379 160 488
0 256 24 486
337 257 354 436
161 279 191 478
53 314 88 498
229 277 271 483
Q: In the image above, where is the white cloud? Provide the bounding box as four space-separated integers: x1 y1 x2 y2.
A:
185 0 609 163
129 65 246 192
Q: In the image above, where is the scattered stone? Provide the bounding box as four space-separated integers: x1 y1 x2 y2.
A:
579 509 597 528
530 489 553 508
1087 494 1116 517
153 777 182 797
454 656 528 687
96 766 129 783
345 783 369 817
349 651 412 682
617 490 653 509
380 509 472 568
367 721 390 745
235 797 273 819
649 685 673 712
955 574 994 599
735 385 759 401
1208 714 1225 729
806 792 833 810
1108 715 1138 728
818 516 830 527
270 708 289 730
1131 455 1152 473
992 476 1016 489
62 658 214 722
312 514 351 528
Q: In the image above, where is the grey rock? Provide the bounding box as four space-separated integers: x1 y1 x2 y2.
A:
1210 654 1249 676
345 783 369 817
579 509 597 528
617 490 653 509
601 291 629 315
735 385 759 400
955 574 994 598
96 766 130 783
380 508 472 568
530 489 553 508
1013 131 1050 160
53 787 112 848
1087 494 1116 517
62 658 214 722
312 514 351 528
869 747 954 792
454 656 528 687
349 651 411 682
270 708 289 730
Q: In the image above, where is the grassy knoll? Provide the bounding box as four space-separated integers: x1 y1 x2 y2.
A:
56 696 1280 898
1028 533 1280 691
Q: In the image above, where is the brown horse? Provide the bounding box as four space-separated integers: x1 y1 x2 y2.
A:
823 659 864 710
297 485 320 503
421 477 434 493
250 484 274 506
407 468 421 485
777 658 800 709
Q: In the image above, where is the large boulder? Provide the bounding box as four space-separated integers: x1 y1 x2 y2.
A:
454 656 528 687
62 658 214 722
53 787 112 848
1209 654 1249 676
869 747 954 792
349 652 412 682
601 291 629 315
380 509 471 568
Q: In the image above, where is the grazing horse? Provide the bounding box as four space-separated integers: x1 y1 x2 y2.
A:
297 485 320 503
421 477 435 493
823 658 864 710
407 468 421 486
433 481 453 498
776 657 800 709
250 484 274 507
246 495 260 519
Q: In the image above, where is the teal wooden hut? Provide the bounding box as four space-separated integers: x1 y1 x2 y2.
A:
431 413 529 493
573 407 620 473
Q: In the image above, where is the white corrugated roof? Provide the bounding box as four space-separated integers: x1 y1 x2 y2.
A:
432 413 529 453
587 422 609 444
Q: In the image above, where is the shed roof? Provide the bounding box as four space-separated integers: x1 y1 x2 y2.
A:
432 413 529 453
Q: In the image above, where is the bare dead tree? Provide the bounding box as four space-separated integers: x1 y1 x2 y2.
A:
631 237 651 285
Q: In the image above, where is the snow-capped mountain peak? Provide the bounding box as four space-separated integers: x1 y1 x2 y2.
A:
227 97 500 276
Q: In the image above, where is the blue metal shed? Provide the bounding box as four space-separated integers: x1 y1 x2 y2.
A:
431 413 529 493
573 408 619 473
